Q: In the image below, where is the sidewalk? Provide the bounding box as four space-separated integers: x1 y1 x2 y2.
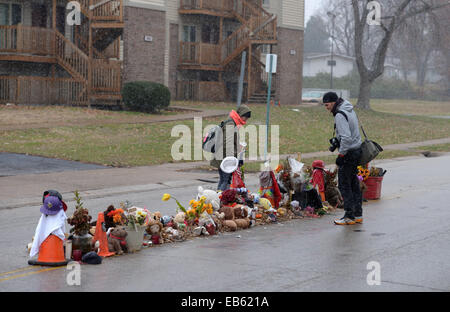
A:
1 137 449 209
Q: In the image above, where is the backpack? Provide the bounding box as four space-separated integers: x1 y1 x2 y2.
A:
202 121 225 153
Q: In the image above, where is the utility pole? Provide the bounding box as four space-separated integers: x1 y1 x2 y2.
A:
327 11 336 90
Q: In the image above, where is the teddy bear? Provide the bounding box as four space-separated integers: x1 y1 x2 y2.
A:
197 186 220 211
173 212 186 230
146 219 163 244
211 212 225 233
107 226 128 255
218 204 250 231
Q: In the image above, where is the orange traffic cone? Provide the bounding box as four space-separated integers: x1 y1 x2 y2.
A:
93 212 115 257
28 234 69 266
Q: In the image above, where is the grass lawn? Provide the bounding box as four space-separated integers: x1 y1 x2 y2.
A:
0 105 178 129
369 99 450 116
1 100 449 167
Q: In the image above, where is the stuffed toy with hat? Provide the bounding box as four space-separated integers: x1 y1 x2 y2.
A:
311 160 326 202
107 226 128 255
42 190 67 212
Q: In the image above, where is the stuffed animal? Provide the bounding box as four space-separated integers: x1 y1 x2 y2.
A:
234 218 250 229
259 197 272 210
146 219 163 242
107 226 128 255
233 205 248 219
218 205 249 230
211 212 225 232
218 206 234 220
174 212 186 227
324 169 344 208
197 186 220 211
223 220 238 231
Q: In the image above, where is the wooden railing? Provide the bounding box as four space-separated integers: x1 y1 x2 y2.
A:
0 26 54 55
249 15 277 40
220 23 250 64
0 76 87 105
179 42 220 65
55 31 89 81
180 0 234 12
90 0 123 21
92 59 121 92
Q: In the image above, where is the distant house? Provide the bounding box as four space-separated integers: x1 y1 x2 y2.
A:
303 53 409 81
303 53 355 78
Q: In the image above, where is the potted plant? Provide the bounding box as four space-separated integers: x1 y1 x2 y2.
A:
67 191 92 255
358 165 387 200
122 201 149 252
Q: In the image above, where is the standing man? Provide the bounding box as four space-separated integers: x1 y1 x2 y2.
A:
211 105 252 191
323 92 363 225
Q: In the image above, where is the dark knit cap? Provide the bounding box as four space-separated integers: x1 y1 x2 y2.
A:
323 92 339 103
237 104 251 118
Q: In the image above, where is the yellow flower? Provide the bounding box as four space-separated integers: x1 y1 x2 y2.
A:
189 199 195 206
192 201 198 209
162 193 171 201
206 207 213 214
200 196 206 202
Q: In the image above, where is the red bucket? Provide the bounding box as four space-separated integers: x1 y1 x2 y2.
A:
363 176 383 200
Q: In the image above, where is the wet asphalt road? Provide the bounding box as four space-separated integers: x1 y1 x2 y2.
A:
0 152 106 177
0 154 449 291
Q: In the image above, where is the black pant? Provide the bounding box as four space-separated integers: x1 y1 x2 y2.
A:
338 148 362 219
218 168 232 191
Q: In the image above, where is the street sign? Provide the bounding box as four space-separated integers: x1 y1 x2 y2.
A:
265 54 277 73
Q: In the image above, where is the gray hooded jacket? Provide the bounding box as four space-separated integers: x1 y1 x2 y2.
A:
334 99 362 155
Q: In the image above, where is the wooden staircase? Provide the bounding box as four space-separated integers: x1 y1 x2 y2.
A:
178 0 277 101
66 0 123 105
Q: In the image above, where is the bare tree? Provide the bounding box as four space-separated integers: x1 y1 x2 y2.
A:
322 0 356 56
351 0 449 109
432 0 450 93
389 12 439 89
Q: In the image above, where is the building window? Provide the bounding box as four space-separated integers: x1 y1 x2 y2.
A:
0 3 22 25
263 0 270 6
183 25 196 42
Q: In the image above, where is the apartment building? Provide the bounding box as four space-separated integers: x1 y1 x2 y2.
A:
0 0 304 106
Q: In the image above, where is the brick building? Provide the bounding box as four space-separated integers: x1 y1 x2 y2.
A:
0 0 304 105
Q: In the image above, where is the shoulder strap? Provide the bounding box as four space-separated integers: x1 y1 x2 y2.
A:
336 111 348 121
333 110 369 140
333 111 348 136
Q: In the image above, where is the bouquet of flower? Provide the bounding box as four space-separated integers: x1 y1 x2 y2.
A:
67 191 92 236
125 207 149 230
186 197 213 220
107 208 126 225
357 165 370 181
162 193 213 222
